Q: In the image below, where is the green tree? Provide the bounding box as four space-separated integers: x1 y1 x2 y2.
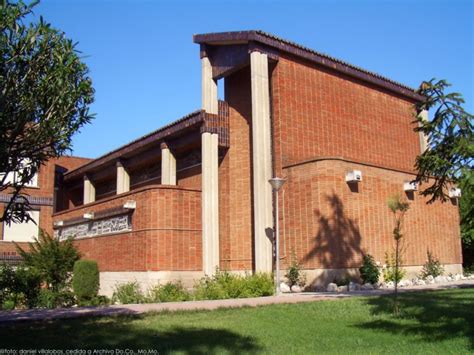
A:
460 170 474 268
460 171 474 244
15 231 80 292
414 79 473 203
0 0 94 224
387 194 410 315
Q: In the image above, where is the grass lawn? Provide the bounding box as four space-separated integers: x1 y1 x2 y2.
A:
0 288 473 354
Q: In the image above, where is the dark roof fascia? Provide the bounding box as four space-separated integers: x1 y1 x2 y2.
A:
193 30 425 102
64 110 206 181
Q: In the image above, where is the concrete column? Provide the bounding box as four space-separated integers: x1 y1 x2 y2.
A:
83 175 95 204
418 109 429 153
161 143 176 185
116 161 130 194
201 55 219 275
250 51 274 273
201 56 218 114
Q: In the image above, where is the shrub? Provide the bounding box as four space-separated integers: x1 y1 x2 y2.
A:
148 281 191 303
0 264 41 310
332 276 351 287
243 273 274 297
464 265 474 276
72 260 99 303
14 266 41 308
194 269 274 300
78 295 110 307
420 250 445 279
0 263 16 308
359 254 380 284
383 252 406 283
2 297 16 311
285 254 306 287
112 282 145 304
37 289 76 309
16 230 80 292
194 272 229 300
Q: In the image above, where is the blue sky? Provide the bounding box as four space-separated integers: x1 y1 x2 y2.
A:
37 0 473 159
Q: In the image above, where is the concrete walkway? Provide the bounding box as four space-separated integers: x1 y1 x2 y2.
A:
0 279 473 324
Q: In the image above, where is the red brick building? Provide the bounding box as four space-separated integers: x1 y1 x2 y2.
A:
50 31 462 293
0 156 91 263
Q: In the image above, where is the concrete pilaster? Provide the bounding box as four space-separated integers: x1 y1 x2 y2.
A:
250 51 273 273
161 144 176 185
83 175 95 204
419 109 429 153
201 132 219 275
201 56 218 114
116 161 130 194
201 55 219 275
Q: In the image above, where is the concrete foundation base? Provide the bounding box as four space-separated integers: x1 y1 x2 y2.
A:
299 263 463 287
99 264 463 297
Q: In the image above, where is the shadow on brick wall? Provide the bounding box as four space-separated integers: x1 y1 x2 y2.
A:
303 193 363 275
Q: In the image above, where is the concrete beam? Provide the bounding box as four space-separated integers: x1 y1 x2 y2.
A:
201 55 219 275
83 175 96 204
250 51 273 273
116 161 130 194
418 109 429 153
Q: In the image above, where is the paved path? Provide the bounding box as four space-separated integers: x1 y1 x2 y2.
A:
0 279 473 324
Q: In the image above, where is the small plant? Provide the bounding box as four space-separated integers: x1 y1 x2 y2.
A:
0 264 41 310
333 276 351 287
383 252 406 283
72 260 100 304
14 266 42 308
359 254 380 284
244 273 274 297
194 269 274 300
37 289 76 309
0 263 16 309
285 253 306 287
387 194 410 315
112 281 145 304
16 230 80 292
148 281 191 303
420 250 445 279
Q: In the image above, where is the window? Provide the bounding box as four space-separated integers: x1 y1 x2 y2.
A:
2 210 40 242
0 159 38 188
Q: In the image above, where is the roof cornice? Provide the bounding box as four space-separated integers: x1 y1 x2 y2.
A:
193 30 425 102
64 110 206 181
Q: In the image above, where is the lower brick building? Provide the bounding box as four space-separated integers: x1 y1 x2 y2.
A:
51 31 462 294
0 156 91 264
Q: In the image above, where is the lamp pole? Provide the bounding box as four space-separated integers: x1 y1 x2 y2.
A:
268 177 286 295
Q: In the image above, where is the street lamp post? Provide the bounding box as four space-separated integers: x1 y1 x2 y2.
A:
268 177 286 295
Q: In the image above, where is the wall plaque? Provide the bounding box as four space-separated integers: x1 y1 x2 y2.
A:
55 214 131 241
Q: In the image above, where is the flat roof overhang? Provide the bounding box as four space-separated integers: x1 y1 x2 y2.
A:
64 105 229 185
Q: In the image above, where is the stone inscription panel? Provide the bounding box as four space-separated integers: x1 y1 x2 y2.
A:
55 214 131 241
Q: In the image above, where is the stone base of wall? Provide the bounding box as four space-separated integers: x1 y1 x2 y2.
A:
301 263 463 287
99 271 205 297
100 264 464 297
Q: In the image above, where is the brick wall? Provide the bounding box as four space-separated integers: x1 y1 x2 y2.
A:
178 166 201 189
271 53 421 174
0 156 90 253
53 185 202 272
269 53 461 269
279 160 462 268
220 67 254 270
